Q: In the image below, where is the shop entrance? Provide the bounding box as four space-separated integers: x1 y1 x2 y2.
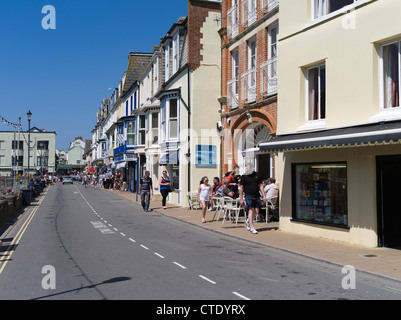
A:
377 155 401 249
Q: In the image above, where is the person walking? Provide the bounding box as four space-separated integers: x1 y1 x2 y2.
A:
239 162 266 234
83 174 89 188
159 170 171 209
197 176 212 223
139 171 153 212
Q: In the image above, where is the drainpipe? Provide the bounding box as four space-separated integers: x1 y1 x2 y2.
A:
187 65 191 196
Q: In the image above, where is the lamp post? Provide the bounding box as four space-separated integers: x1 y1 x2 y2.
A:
27 110 32 189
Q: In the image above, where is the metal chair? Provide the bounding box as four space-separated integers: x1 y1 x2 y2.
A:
187 191 201 210
222 197 242 224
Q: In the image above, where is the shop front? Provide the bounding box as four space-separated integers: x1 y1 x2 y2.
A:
260 120 401 248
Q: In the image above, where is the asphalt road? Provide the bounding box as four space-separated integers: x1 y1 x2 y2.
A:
1 183 401 302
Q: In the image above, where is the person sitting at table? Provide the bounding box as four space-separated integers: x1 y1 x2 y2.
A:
222 179 236 199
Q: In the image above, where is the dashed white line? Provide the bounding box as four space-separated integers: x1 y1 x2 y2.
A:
232 291 251 300
198 275 216 285
120 232 126 237
129 238 136 243
113 228 118 232
140 245 149 250
154 252 165 259
173 262 187 270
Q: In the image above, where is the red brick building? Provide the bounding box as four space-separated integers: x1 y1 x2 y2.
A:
220 0 279 179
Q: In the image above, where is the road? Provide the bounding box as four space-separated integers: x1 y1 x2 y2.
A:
1 182 401 302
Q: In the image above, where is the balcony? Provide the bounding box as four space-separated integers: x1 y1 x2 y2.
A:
241 68 257 103
260 57 278 96
261 0 279 13
113 144 126 157
241 0 257 28
227 78 239 109
227 5 239 39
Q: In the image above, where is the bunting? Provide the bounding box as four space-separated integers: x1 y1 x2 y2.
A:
0 115 20 128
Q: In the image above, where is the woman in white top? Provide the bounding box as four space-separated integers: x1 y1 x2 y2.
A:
197 176 212 223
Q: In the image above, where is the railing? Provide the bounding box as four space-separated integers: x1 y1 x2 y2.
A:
260 57 278 96
241 0 257 28
227 79 239 109
241 68 257 103
261 0 279 13
227 5 239 39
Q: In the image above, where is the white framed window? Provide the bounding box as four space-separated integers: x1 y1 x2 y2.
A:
268 24 278 60
313 0 358 19
172 33 180 74
164 42 170 81
138 115 146 145
381 41 401 110
232 49 239 95
169 98 178 140
248 38 257 90
306 64 326 121
127 121 136 146
151 113 159 145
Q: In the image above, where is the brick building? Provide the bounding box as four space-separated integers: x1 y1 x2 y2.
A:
220 0 279 179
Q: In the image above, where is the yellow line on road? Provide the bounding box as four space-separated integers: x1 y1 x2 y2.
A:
0 191 47 275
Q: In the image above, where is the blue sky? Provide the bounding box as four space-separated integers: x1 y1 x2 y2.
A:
0 0 188 150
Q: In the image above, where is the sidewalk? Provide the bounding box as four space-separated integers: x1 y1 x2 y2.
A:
104 187 401 282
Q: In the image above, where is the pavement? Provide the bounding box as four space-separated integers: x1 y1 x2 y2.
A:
100 186 401 283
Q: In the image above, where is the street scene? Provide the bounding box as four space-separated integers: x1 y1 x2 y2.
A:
1 0 401 306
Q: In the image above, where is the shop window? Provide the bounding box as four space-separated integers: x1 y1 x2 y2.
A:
292 162 348 227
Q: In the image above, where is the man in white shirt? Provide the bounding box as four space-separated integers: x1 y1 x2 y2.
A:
264 178 279 201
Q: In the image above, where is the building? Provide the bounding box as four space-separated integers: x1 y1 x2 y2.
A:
220 0 279 178
156 0 222 206
67 136 85 167
0 127 56 176
260 0 401 248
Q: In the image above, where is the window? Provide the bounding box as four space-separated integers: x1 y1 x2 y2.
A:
151 113 159 145
228 49 239 108
37 141 49 150
293 162 348 227
307 64 326 121
164 42 170 81
195 145 217 168
232 50 239 95
0 140 4 150
0 155 4 165
12 155 23 167
172 33 180 74
382 42 400 109
161 103 166 142
169 99 178 139
138 115 146 145
127 121 136 145
172 164 180 190
314 0 356 19
12 141 24 150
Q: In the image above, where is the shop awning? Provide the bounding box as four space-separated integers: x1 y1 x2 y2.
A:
116 162 126 169
259 120 401 153
159 151 179 165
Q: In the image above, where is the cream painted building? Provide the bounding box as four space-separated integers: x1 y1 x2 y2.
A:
157 0 222 207
260 0 401 248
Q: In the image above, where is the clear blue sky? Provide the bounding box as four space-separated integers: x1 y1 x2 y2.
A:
0 0 188 150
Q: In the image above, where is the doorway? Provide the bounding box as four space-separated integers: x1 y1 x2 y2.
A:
377 155 401 249
257 153 271 181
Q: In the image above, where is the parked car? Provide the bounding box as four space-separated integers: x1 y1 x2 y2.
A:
62 176 73 185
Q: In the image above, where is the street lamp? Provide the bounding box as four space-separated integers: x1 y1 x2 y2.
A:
27 110 32 189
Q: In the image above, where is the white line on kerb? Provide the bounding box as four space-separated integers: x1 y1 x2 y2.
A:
154 252 165 259
173 262 187 270
198 275 216 284
232 292 251 300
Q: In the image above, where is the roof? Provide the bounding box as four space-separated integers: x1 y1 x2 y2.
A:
259 120 401 153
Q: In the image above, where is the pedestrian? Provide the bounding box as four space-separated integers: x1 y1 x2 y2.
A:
159 170 171 209
105 171 111 189
197 176 212 223
239 162 266 234
139 171 153 212
83 174 89 188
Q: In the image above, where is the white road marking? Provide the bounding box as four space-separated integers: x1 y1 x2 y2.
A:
173 262 187 270
120 232 126 237
198 275 216 284
140 245 149 250
154 252 165 259
113 228 118 232
129 238 136 243
232 291 251 300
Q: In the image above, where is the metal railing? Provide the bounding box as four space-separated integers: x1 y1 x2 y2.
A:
260 57 278 96
227 78 239 109
227 5 239 39
241 68 257 103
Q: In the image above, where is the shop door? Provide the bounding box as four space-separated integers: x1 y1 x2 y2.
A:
377 155 401 249
257 153 271 181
